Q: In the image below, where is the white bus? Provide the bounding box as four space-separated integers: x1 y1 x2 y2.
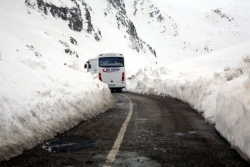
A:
85 53 126 92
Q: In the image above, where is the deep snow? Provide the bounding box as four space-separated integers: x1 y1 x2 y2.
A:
126 41 250 161
0 0 250 163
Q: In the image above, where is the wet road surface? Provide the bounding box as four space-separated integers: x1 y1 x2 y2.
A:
0 93 249 167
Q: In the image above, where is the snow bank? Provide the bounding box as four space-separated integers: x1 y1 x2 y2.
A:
127 65 219 123
216 71 250 161
126 42 250 160
0 57 116 161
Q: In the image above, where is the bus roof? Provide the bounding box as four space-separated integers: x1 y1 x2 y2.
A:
98 53 123 58
87 58 97 62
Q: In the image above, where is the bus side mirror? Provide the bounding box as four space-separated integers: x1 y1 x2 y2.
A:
84 64 87 68
89 64 91 69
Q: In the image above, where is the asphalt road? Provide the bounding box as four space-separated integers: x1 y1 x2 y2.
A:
0 93 249 167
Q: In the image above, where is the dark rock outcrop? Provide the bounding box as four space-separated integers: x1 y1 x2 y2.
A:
25 0 83 32
107 0 157 57
70 37 77 45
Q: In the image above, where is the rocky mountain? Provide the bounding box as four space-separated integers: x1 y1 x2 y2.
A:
1 0 250 69
24 0 156 65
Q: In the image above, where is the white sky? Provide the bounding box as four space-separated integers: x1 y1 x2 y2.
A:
0 0 250 162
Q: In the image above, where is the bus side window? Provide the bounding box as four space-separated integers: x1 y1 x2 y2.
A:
84 62 91 69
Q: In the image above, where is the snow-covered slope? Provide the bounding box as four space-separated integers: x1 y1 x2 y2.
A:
2 0 250 71
125 0 250 65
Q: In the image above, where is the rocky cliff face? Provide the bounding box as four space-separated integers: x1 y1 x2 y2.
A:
24 0 156 58
25 0 83 31
106 0 156 57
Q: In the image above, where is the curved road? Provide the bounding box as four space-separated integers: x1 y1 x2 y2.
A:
0 93 248 167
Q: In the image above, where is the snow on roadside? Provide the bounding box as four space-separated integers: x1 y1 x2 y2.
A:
0 56 116 161
216 69 250 161
126 42 250 160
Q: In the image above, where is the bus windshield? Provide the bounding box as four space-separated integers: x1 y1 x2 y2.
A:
99 57 124 67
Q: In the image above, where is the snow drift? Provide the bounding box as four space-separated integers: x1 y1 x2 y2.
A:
126 42 250 160
0 56 116 160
